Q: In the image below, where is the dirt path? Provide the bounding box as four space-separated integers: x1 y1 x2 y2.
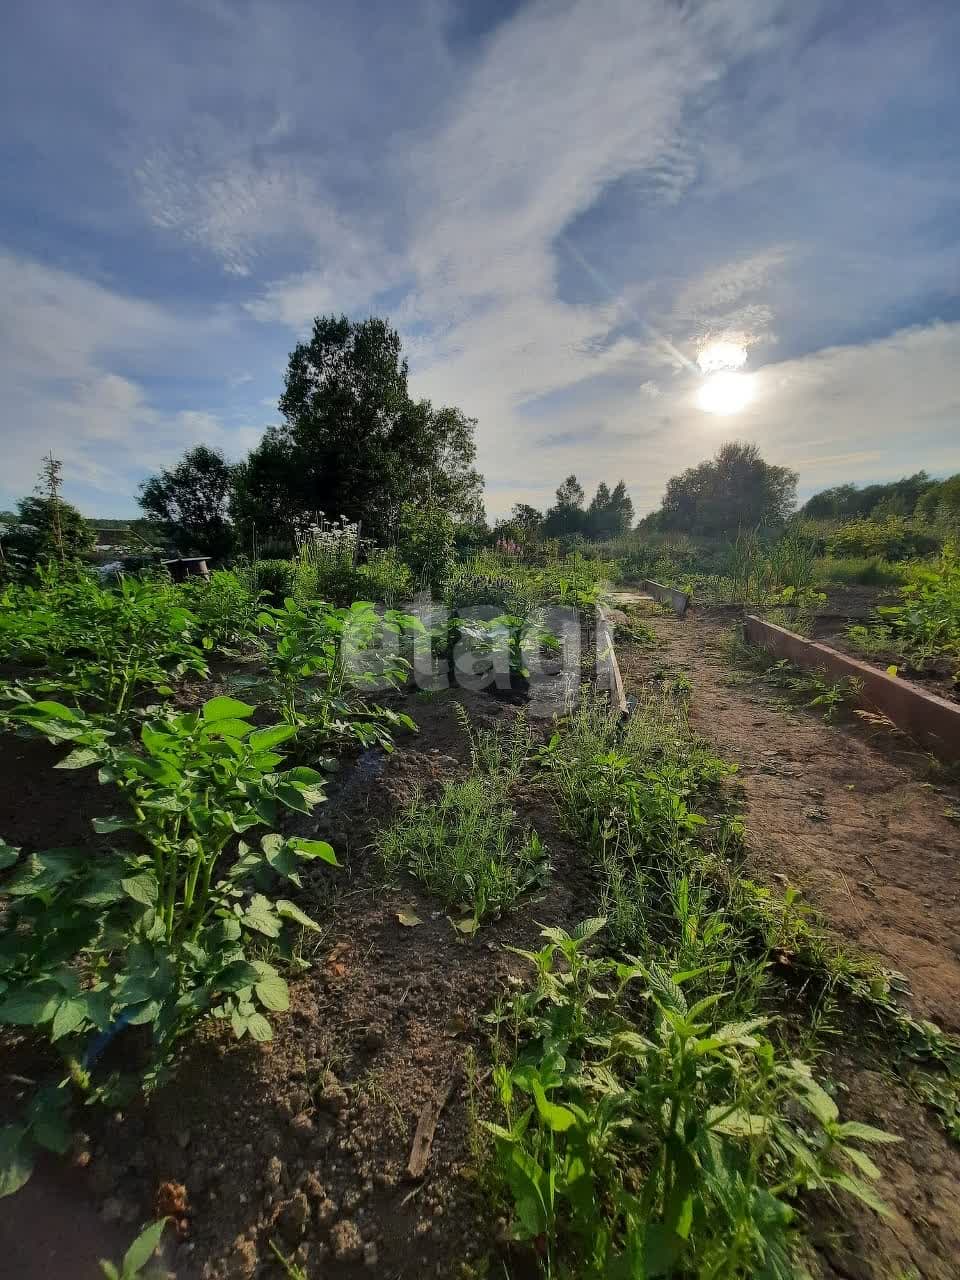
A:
617 603 960 1280
616 604 960 1033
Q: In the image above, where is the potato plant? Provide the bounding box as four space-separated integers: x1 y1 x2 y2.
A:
0 695 335 1195
254 596 419 753
0 569 207 724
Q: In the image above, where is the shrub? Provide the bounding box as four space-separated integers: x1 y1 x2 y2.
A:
250 558 297 603
813 556 911 588
399 504 455 595
178 569 260 649
826 516 938 561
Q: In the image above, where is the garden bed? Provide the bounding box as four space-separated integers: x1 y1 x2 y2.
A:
0 680 591 1279
3 567 960 1280
743 615 960 758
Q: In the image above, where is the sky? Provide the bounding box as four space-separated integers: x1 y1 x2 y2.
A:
1 0 958 520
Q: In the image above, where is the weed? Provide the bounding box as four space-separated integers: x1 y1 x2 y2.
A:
376 774 549 925
484 921 898 1278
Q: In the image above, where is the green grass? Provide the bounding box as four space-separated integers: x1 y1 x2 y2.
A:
812 556 910 588
375 706 549 925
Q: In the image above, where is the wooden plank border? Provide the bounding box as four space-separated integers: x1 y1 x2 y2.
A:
743 615 960 761
597 604 629 716
640 579 690 616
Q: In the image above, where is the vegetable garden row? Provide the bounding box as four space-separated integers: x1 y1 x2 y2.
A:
1 556 958 1278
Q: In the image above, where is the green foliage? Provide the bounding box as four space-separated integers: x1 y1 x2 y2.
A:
138 445 236 560
377 707 548 926
878 543 960 671
176 569 262 651
485 922 898 1278
0 568 207 724
2 495 94 571
658 442 798 538
398 502 455 595
254 596 420 754
231 314 482 545
356 548 413 604
812 556 911 588
801 471 936 522
249 558 298 604
377 775 549 927
826 516 938 561
99 1219 169 1280
730 644 862 721
0 695 333 1193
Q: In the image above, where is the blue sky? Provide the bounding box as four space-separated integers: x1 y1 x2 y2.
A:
1 0 958 519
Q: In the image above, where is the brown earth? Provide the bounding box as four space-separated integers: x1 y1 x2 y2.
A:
616 602 960 1280
0 687 587 1280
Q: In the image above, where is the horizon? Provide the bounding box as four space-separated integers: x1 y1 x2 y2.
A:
2 0 959 521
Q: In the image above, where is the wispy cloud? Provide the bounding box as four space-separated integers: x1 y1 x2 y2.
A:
1 0 958 517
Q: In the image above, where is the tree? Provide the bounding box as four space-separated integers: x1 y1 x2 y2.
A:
659 441 797 537
585 480 634 540
139 446 236 560
543 475 586 539
3 494 94 567
231 315 483 545
915 473 960 523
493 503 543 546
801 471 936 522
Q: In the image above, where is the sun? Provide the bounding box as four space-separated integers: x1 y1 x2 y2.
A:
698 371 755 416
697 340 747 374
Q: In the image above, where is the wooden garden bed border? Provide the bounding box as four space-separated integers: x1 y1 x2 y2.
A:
743 615 960 762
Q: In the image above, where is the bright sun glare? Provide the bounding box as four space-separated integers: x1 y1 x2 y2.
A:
698 370 755 416
696 340 753 415
697 340 747 374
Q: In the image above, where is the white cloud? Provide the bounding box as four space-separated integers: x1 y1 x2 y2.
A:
0 254 260 508
392 0 787 505
510 320 960 518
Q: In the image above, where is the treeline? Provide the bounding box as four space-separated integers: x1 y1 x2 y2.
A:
4 304 957 572
800 471 960 525
494 475 635 545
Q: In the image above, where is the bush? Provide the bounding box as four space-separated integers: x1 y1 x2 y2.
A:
356 548 413 604
813 557 910 588
399 504 455 595
178 570 261 649
826 516 939 561
250 558 297 603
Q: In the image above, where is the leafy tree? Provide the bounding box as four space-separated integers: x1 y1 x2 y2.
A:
493 502 544 546
139 445 236 560
2 495 94 568
543 475 586 539
586 479 634 540
232 315 483 545
915 473 960 524
658 441 797 537
801 471 936 522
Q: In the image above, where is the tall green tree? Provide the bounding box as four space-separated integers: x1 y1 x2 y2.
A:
585 480 634 540
543 475 586 539
3 495 94 567
801 471 935 521
231 315 483 545
139 445 236 559
659 441 797 536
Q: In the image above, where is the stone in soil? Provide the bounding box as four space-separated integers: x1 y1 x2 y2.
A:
330 1218 363 1261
